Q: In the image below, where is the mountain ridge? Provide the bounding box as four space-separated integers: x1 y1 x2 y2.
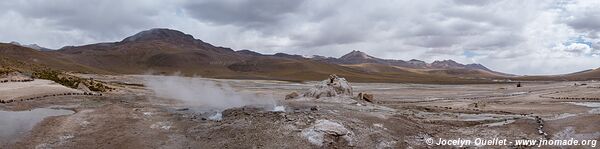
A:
9 41 53 51
0 28 522 83
315 50 506 76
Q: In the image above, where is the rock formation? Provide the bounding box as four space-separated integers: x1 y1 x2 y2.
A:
285 92 299 100
302 74 353 99
356 92 374 102
301 120 354 147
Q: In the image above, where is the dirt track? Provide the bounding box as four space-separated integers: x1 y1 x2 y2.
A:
1 75 599 148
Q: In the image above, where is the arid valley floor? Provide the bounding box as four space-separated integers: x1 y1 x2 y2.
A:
1 74 600 148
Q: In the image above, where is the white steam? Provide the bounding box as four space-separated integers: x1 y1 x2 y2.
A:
208 112 223 121
144 76 278 110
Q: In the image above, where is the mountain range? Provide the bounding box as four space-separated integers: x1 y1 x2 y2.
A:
9 41 52 51
314 50 485 70
1 28 597 83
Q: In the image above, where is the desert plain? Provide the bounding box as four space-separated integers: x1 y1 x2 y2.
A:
1 74 599 148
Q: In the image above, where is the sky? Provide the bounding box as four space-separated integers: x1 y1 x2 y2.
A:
1 0 600 75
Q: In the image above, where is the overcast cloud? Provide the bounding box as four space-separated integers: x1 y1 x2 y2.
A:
1 0 599 75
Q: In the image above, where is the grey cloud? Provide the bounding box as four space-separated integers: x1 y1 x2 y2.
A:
405 36 462 48
2 0 162 40
465 32 524 49
178 0 569 74
452 0 494 6
566 12 600 33
291 31 365 48
183 0 305 29
559 1 600 57
407 18 491 38
385 0 535 51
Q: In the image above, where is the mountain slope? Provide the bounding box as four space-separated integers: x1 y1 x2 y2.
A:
565 69 600 79
0 43 104 73
316 50 510 78
54 28 248 74
1 28 513 83
334 50 416 68
516 68 600 81
9 42 53 51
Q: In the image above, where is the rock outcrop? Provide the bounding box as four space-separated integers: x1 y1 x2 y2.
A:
302 74 353 99
356 92 374 102
285 92 299 100
301 120 354 147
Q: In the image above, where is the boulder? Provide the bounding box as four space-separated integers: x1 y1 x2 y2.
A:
356 92 374 102
285 92 299 100
302 120 354 147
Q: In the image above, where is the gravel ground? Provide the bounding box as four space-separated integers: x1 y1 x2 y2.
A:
1 75 599 148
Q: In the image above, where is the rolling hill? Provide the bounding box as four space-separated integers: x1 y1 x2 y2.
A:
0 43 104 73
1 28 524 83
315 50 512 79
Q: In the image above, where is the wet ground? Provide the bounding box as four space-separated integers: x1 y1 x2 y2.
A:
0 108 73 146
0 75 599 148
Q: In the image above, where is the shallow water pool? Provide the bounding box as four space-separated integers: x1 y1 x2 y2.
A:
0 108 74 145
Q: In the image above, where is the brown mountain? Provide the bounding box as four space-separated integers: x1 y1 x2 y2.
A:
0 43 103 73
315 50 511 78
514 68 600 81
322 50 493 70
1 28 515 83
9 42 53 51
563 69 600 80
332 50 418 68
53 28 247 75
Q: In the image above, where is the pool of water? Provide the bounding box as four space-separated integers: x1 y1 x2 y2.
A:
0 108 74 145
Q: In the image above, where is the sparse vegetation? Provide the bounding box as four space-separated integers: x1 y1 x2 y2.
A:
0 67 17 75
32 69 113 92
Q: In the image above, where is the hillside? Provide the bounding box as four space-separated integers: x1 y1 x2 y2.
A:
514 68 600 81
0 43 104 73
1 28 517 83
317 50 511 78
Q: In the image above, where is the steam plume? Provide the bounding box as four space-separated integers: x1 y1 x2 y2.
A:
144 76 277 110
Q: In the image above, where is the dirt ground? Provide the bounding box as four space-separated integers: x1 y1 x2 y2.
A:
0 79 82 102
1 75 599 148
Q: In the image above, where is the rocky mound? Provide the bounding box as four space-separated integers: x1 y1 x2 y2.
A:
301 119 354 147
284 74 375 104
302 74 353 99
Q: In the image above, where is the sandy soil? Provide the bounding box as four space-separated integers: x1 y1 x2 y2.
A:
0 79 82 102
1 75 599 148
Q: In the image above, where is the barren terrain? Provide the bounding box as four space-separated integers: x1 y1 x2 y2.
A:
1 75 599 148
0 79 83 103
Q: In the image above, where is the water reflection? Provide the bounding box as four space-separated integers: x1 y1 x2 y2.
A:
0 108 74 145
